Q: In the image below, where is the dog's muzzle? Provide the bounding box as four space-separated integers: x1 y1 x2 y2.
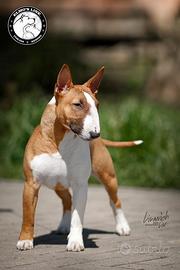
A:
89 131 100 139
70 124 100 141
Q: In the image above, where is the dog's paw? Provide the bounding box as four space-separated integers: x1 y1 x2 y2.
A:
56 211 71 234
16 240 33 251
66 232 84 252
116 222 131 236
115 209 131 236
66 240 84 252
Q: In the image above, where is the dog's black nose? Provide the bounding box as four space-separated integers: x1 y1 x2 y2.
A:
90 131 100 139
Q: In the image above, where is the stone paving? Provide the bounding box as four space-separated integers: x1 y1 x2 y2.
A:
0 181 179 269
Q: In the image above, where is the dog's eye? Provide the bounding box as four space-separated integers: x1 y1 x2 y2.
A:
73 102 82 108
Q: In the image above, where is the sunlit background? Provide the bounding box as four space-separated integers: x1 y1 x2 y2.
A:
0 0 179 188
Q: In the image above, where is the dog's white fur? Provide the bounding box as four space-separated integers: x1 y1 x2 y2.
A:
31 152 68 188
48 96 56 105
110 201 130 235
115 209 131 235
16 240 33 250
134 140 143 145
81 92 100 140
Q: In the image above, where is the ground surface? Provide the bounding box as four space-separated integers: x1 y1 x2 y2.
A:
0 181 179 270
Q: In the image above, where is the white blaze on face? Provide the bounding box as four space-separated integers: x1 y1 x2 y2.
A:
81 92 100 140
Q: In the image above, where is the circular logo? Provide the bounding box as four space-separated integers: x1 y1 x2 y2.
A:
119 242 131 255
8 6 47 45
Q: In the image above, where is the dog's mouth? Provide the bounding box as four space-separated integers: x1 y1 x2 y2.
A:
70 126 89 141
69 124 100 141
69 123 82 136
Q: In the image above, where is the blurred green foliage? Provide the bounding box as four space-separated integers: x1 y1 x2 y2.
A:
0 93 179 188
0 18 179 187
99 97 180 188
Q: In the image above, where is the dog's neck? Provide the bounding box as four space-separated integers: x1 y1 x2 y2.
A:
40 101 67 147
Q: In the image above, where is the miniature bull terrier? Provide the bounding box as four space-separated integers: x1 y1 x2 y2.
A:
17 64 143 251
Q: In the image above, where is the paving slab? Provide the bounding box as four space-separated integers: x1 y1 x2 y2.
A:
0 181 179 270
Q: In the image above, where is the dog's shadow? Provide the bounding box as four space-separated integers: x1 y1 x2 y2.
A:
34 228 115 248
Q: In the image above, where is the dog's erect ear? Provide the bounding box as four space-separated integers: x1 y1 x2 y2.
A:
84 66 104 94
55 64 73 97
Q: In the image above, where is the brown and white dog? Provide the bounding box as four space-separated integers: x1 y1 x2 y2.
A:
16 64 143 252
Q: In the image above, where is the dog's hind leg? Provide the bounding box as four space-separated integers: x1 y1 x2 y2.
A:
17 178 40 250
90 138 131 235
55 183 72 234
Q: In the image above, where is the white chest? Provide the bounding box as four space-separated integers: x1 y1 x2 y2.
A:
30 132 91 189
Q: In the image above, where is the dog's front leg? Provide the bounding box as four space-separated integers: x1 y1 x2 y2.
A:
17 180 40 250
66 182 88 252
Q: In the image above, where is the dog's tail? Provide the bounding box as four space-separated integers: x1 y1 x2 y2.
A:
102 139 143 148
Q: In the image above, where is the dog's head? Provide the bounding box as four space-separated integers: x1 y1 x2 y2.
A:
14 14 35 27
54 64 104 141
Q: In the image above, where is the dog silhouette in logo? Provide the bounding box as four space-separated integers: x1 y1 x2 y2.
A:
13 13 41 39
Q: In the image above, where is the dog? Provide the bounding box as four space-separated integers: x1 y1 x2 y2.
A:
16 64 143 252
